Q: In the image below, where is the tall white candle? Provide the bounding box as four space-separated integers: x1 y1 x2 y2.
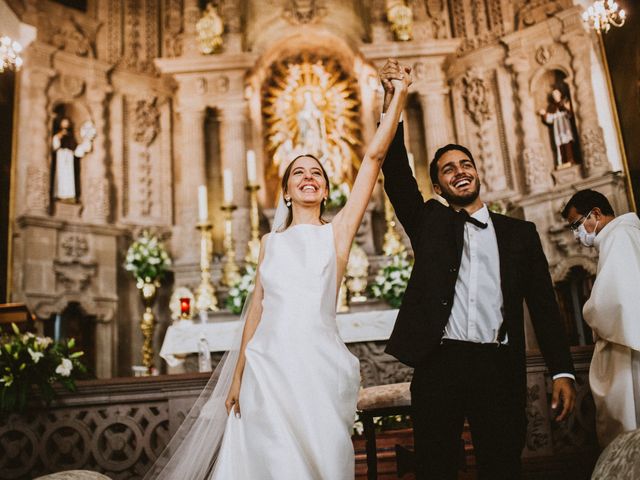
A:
223 169 233 204
197 185 208 222
246 150 257 185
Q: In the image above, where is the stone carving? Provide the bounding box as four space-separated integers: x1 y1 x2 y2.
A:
163 0 184 58
462 70 491 125
53 259 97 293
450 0 505 54
536 45 552 65
562 33 612 176
523 146 550 192
133 99 160 147
461 70 501 192
132 98 160 216
283 0 327 24
60 235 90 259
347 341 413 387
424 0 449 39
26 165 51 214
41 16 95 58
516 0 567 30
214 75 230 94
60 76 86 98
580 128 609 176
387 1 414 41
525 384 550 451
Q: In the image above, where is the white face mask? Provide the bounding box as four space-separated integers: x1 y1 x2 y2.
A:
573 212 599 247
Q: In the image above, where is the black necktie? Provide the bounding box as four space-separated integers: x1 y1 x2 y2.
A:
458 209 488 229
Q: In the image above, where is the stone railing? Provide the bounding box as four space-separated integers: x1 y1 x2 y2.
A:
0 348 597 479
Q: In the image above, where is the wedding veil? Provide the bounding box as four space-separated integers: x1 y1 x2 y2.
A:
145 196 289 480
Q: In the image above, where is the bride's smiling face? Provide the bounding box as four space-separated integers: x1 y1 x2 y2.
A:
283 156 329 207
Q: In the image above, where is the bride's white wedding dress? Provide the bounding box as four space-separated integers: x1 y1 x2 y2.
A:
211 222 361 479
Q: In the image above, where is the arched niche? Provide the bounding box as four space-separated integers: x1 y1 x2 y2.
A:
246 32 369 205
531 67 582 170
553 264 596 347
49 101 94 211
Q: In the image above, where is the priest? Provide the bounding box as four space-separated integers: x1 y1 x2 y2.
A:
562 189 640 447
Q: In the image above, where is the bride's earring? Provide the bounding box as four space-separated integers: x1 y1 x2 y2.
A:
285 197 291 207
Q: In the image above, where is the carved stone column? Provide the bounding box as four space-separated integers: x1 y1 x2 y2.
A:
218 102 248 208
22 65 55 216
414 60 455 163
182 0 200 57
561 32 611 177
217 101 249 260
506 55 553 194
177 106 207 263
85 86 112 223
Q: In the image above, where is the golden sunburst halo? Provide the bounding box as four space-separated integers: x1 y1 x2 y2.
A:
262 53 361 187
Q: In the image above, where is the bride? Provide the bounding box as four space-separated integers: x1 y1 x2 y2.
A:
147 63 411 480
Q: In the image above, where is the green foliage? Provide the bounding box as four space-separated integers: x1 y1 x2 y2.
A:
225 265 257 314
124 230 172 286
0 324 87 414
369 251 413 308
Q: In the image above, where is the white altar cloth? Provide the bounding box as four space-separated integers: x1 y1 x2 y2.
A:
160 309 399 367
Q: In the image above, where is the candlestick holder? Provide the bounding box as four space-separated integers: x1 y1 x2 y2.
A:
195 221 219 313
221 204 241 287
245 184 261 266
383 193 406 256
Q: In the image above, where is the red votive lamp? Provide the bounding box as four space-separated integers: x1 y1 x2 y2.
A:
179 297 191 319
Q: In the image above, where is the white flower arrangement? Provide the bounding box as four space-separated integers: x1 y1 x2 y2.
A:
225 264 257 314
327 181 350 210
0 323 86 413
124 230 172 286
369 251 414 308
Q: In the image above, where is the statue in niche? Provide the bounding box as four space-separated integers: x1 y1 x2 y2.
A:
50 117 96 206
538 88 579 168
296 90 328 158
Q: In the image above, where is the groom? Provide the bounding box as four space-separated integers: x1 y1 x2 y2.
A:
379 61 576 480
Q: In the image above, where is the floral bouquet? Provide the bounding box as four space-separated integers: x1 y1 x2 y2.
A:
369 251 413 308
124 230 172 287
0 324 86 413
326 181 350 210
225 264 257 314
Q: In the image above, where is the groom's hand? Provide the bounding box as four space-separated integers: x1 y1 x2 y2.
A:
551 377 576 422
380 58 406 112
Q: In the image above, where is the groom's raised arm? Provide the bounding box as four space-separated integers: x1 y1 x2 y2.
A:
381 111 424 240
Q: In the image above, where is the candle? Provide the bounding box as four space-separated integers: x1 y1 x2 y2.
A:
246 150 257 185
179 297 191 318
223 169 233 204
198 185 208 222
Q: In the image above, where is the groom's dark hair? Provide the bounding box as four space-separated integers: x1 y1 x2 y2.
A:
429 144 477 187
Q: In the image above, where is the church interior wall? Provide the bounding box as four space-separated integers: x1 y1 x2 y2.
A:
1 0 635 378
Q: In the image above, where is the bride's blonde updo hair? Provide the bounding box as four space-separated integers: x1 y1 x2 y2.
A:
280 154 331 230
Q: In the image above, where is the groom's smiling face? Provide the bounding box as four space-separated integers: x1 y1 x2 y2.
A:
433 149 481 207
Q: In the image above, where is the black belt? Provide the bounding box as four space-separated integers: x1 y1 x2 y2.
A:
440 338 507 350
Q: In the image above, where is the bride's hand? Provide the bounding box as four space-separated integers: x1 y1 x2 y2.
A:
225 377 242 417
390 65 412 93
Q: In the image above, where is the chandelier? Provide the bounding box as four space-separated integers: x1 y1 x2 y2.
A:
582 1 626 34
0 35 23 73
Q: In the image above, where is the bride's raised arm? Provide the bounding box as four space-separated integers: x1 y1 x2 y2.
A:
333 64 411 261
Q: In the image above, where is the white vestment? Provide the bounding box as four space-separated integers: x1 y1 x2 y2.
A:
583 212 640 447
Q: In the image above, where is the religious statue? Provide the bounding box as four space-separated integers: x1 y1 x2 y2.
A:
296 90 327 159
196 3 224 54
50 118 95 205
538 88 579 168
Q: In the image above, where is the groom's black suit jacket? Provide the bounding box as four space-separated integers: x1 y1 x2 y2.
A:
382 124 574 400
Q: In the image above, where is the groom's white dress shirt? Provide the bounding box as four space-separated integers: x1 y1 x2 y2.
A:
442 205 575 381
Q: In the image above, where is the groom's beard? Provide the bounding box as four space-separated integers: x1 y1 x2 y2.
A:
438 177 481 207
